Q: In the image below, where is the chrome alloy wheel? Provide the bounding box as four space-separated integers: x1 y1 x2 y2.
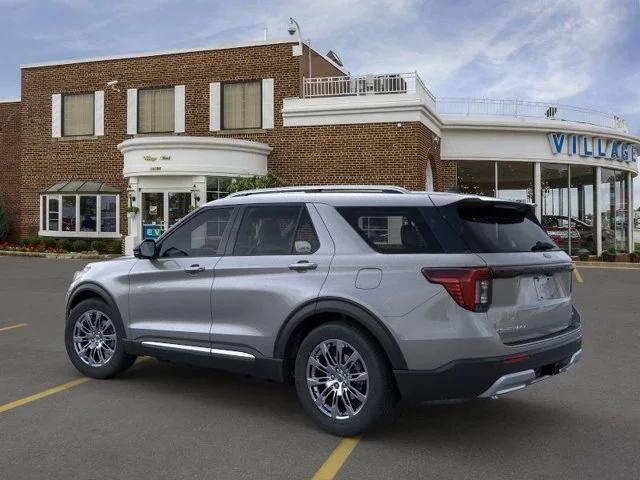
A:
72 310 117 367
306 339 369 420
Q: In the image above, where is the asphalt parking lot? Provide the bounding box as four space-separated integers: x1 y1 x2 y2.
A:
0 256 639 479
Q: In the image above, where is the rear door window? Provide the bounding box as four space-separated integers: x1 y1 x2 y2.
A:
440 200 559 253
337 207 443 253
232 205 320 256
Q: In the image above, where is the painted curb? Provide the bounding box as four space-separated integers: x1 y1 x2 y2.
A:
0 250 120 260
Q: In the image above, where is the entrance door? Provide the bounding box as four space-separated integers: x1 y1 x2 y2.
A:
142 192 165 240
141 191 192 240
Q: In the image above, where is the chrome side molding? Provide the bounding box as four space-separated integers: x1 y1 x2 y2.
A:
141 341 255 360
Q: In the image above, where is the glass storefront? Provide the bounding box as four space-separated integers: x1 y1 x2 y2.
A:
456 160 633 256
457 161 495 197
497 162 534 203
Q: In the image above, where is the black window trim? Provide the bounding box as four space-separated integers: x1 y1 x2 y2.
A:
220 79 263 131
61 91 95 137
137 86 176 135
156 206 238 258
225 203 320 257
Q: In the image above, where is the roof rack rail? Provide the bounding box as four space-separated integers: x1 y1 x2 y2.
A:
228 185 410 197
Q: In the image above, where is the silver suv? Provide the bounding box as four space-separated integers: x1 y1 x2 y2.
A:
65 186 582 435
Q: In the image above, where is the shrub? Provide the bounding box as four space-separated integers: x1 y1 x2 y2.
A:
225 173 287 194
21 235 39 247
90 240 107 253
41 237 58 249
576 249 590 261
71 239 89 252
58 239 73 252
108 239 123 254
0 194 9 241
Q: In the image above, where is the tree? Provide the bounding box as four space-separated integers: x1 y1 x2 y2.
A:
0 193 9 241
225 173 287 194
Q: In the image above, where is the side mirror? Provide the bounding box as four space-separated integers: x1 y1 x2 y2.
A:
134 239 158 259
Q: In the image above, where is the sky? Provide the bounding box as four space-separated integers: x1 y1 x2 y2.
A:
1 0 639 197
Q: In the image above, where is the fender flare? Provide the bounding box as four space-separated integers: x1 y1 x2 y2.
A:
273 297 408 370
66 282 121 319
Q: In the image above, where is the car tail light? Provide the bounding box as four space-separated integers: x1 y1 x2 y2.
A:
421 267 492 312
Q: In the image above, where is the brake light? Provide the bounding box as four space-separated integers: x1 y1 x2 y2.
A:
421 267 492 312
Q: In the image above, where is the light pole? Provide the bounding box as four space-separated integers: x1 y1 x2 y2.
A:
288 17 312 83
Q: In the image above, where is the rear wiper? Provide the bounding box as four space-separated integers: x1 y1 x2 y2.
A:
531 241 556 251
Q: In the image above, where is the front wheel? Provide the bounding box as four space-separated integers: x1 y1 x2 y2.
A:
65 299 136 379
294 322 396 436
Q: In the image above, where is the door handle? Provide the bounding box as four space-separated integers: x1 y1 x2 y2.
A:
184 264 206 274
288 261 318 272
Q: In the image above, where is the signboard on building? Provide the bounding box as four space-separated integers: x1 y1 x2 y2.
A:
548 133 639 162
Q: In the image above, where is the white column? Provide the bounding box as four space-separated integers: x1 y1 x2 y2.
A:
595 166 602 256
534 162 541 220
628 171 633 253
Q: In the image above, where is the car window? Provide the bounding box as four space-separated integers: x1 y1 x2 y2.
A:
232 205 320 256
442 200 559 253
159 207 233 258
337 207 443 253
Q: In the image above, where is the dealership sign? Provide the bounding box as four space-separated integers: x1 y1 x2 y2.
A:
548 133 638 163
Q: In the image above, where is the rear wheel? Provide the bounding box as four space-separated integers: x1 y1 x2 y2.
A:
65 299 136 379
294 322 396 436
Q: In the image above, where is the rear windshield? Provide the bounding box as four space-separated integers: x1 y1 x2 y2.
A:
440 200 560 253
337 206 444 253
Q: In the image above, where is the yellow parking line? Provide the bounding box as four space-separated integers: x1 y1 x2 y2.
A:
0 323 28 333
0 377 90 414
0 357 152 415
312 437 361 480
573 268 584 283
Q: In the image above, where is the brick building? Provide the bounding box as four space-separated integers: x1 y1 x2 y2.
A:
0 38 638 256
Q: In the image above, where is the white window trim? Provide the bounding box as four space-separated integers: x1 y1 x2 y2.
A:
209 82 221 131
39 193 121 238
127 88 138 135
262 78 274 129
174 85 185 133
51 94 62 138
94 90 104 136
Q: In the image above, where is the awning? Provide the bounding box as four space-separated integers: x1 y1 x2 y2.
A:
41 180 119 194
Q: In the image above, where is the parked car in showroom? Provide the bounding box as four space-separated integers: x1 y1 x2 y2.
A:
65 186 582 436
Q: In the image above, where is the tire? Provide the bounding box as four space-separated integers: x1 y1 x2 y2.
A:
65 298 136 379
294 322 396 436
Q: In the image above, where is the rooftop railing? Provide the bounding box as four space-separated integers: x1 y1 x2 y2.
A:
435 98 628 132
302 72 436 107
301 73 628 132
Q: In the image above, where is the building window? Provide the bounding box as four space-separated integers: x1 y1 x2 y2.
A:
206 176 233 202
138 87 175 133
40 193 119 237
222 81 261 130
63 93 94 136
497 162 534 204
457 161 496 196
601 168 629 253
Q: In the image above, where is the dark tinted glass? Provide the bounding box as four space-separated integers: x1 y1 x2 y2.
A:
337 207 443 254
293 208 320 254
442 200 559 253
160 207 233 257
233 205 303 256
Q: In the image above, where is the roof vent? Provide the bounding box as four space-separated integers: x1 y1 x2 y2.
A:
326 50 343 67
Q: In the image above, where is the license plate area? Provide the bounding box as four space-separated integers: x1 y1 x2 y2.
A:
533 275 558 300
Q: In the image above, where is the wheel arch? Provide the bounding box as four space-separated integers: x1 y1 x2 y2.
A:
274 298 408 380
66 282 121 319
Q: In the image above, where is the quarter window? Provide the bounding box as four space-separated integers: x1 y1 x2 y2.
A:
233 205 319 256
337 207 443 254
62 93 94 136
222 81 261 130
159 207 234 258
138 87 175 133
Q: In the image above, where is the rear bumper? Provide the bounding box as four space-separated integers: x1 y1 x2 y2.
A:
394 337 582 402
